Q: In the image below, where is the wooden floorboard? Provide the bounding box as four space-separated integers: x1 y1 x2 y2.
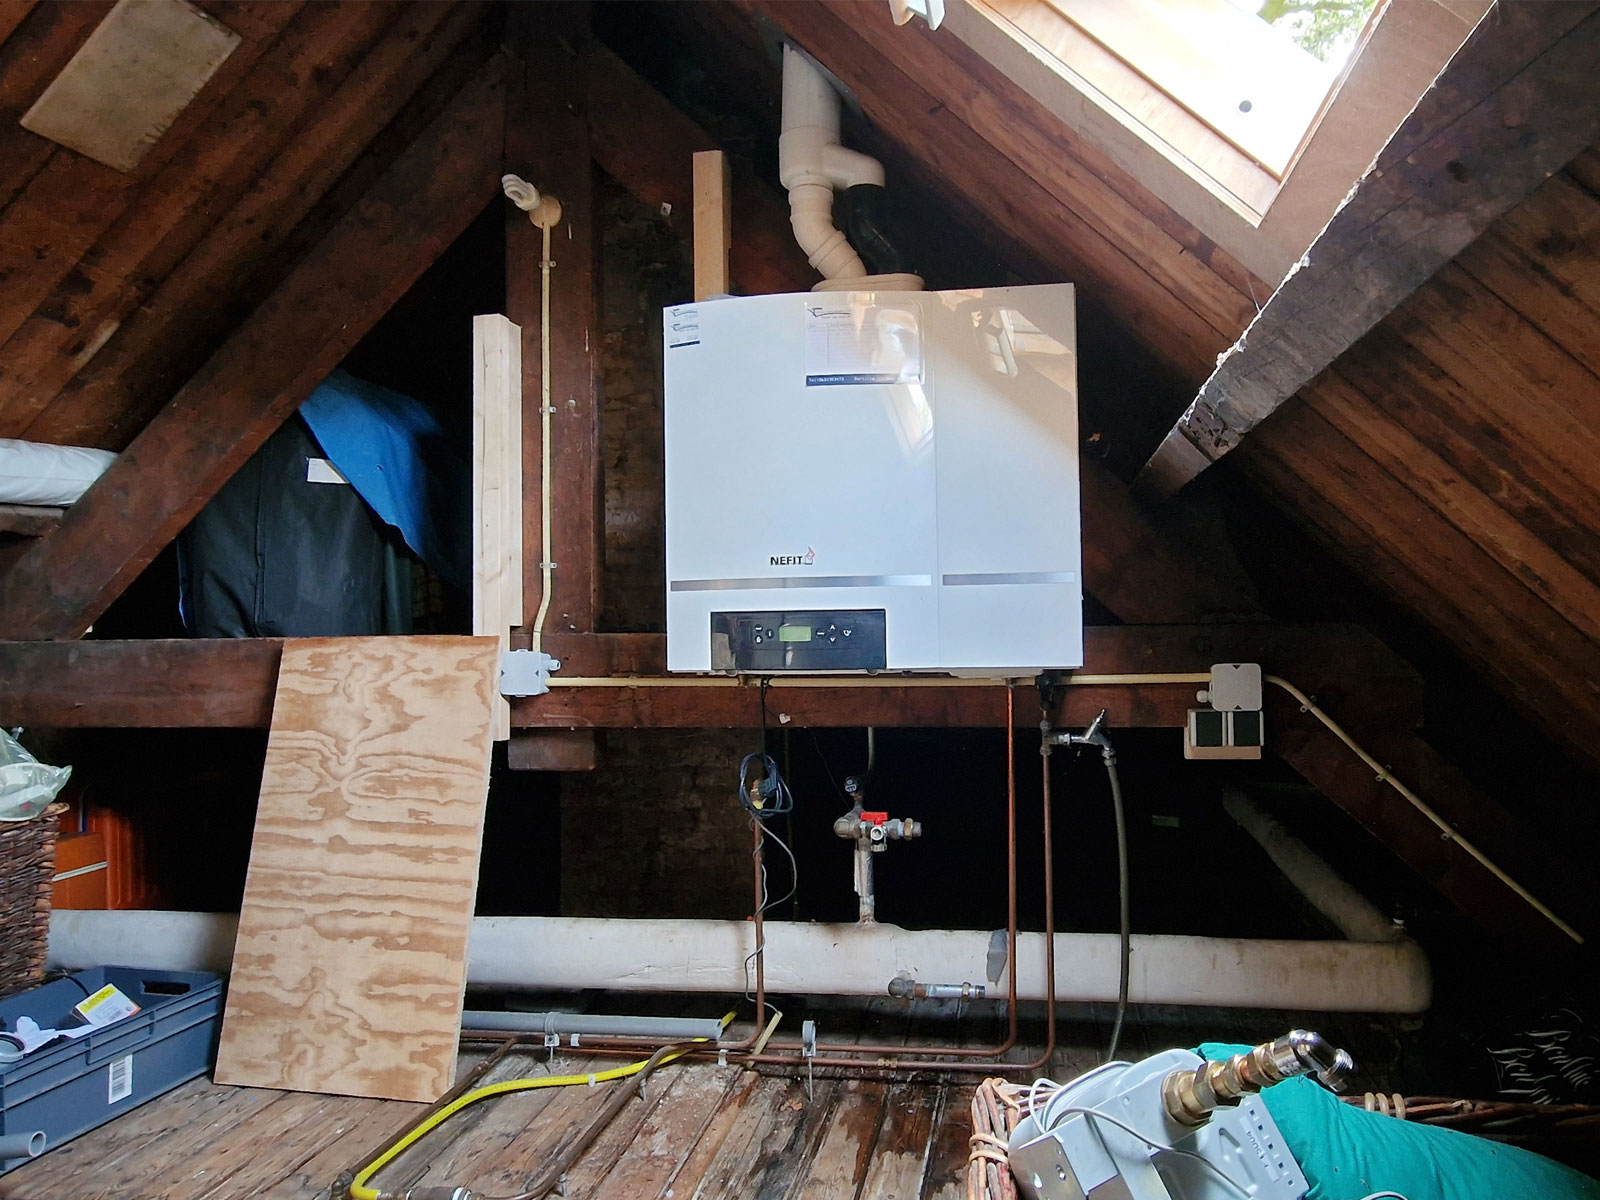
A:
0 1003 1411 1200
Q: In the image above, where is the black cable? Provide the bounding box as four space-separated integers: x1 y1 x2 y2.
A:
1104 752 1131 1064
740 678 799 1011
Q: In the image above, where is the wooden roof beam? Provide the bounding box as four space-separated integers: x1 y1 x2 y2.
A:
1138 2 1600 497
0 56 508 640
0 624 1418 730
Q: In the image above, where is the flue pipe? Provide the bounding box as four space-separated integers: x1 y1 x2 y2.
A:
779 43 919 289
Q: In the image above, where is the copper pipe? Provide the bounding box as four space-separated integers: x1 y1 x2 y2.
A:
765 682 1023 1060
716 701 1059 1076
459 694 1061 1079
721 815 769 1053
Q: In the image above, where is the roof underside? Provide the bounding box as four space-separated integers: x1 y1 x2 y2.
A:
1 1 1598 945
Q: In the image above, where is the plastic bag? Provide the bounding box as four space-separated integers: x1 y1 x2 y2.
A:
0 728 71 822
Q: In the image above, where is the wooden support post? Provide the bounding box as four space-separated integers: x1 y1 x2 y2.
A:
0 57 509 640
473 314 523 741
506 3 600 637
505 2 599 769
692 149 731 299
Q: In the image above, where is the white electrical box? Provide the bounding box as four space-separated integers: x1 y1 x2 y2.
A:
664 285 1082 674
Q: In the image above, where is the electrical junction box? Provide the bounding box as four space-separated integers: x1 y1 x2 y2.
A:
663 286 1082 673
1205 662 1263 711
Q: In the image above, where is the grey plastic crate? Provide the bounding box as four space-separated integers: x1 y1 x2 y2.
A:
0 966 223 1173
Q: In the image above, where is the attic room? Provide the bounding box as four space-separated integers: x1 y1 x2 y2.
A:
1 0 1599 1196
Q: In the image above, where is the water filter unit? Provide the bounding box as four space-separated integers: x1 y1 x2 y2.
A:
664 285 1082 674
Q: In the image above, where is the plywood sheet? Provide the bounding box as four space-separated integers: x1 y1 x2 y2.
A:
214 636 499 1102
21 0 241 173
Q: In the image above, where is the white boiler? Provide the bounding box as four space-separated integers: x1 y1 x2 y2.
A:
664 285 1082 674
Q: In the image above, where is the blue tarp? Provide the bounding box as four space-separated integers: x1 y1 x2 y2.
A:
298 369 469 589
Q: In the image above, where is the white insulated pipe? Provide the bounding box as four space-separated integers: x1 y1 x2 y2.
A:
48 911 1431 1014
779 44 880 283
1224 790 1402 944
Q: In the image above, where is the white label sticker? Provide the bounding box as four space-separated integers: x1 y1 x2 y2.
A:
666 304 700 349
108 1054 133 1103
75 983 141 1027
305 457 348 485
804 301 923 386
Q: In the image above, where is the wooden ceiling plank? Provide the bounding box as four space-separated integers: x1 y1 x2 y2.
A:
0 56 508 641
20 0 487 450
1140 3 1600 495
1306 370 1600 643
1334 324 1600 589
583 45 811 298
1239 411 1600 768
0 2 304 355
1396 266 1600 489
771 0 1264 338
1567 145 1600 195
1451 176 1600 379
0 1 111 216
740 0 1232 382
0 1 402 436
0 1 40 49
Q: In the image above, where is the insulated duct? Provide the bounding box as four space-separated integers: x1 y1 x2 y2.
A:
49 911 1431 1014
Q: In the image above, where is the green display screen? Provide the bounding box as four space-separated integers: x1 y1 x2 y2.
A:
778 625 813 642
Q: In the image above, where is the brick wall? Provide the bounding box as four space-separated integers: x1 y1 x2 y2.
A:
561 175 754 918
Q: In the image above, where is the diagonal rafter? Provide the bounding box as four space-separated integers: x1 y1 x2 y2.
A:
0 55 509 640
1138 2 1600 496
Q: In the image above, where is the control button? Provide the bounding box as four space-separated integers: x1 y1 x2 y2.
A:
841 627 852 638
765 628 775 638
828 634 837 644
754 635 763 644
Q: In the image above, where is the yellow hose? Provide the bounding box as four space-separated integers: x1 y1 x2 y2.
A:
348 1012 735 1200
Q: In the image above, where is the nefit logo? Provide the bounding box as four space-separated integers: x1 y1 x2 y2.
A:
770 546 816 567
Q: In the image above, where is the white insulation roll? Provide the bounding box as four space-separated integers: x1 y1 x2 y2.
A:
0 438 116 506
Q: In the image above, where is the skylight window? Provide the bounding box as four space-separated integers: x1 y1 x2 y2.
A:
1042 0 1375 176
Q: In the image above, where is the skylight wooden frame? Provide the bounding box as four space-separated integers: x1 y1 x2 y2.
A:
952 0 1491 283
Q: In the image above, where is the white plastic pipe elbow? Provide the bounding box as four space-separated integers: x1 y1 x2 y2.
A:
779 43 882 282
789 182 868 279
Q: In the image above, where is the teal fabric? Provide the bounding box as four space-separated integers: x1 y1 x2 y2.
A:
1197 1043 1600 1200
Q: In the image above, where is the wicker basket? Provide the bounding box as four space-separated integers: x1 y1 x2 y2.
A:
0 802 66 999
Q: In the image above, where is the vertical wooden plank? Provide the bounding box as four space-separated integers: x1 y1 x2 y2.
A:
474 313 521 741
693 148 731 300
506 2 600 637
214 636 499 1103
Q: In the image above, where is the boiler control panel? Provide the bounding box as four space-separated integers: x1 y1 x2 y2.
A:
711 610 886 672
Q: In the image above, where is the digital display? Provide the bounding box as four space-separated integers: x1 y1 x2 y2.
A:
777 625 813 642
